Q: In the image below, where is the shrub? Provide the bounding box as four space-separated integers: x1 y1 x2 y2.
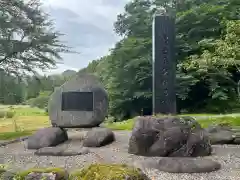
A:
0 111 5 118
0 168 6 178
104 116 116 124
45 107 49 115
27 96 49 109
0 164 7 178
69 164 146 180
6 111 15 118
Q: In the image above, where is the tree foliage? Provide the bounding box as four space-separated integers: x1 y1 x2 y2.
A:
0 69 75 106
81 0 240 119
0 0 71 76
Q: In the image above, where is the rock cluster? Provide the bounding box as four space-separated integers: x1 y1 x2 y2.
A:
26 127 115 155
128 116 212 157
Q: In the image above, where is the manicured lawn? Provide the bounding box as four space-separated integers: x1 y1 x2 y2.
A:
0 115 50 140
0 116 50 133
0 106 49 140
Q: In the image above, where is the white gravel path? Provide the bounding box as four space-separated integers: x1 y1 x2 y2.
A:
1 130 240 180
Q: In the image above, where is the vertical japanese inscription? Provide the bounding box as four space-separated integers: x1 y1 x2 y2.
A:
152 15 176 115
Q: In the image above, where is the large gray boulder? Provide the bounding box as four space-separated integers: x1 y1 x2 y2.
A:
128 116 212 157
27 127 68 149
48 73 108 128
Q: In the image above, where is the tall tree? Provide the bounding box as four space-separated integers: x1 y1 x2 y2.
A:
0 69 26 104
0 0 71 76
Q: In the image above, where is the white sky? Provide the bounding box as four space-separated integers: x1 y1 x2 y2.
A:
39 0 128 74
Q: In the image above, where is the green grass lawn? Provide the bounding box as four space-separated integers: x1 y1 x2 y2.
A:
0 105 240 140
0 131 35 140
0 106 49 140
0 105 46 116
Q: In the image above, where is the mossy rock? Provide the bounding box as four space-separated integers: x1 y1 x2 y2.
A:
14 167 67 180
69 163 148 180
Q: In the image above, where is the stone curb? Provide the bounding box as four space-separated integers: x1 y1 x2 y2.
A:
0 136 29 147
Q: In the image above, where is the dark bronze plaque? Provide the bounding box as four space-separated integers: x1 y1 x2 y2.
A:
61 92 93 111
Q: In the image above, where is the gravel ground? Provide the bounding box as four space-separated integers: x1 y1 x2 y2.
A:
1 130 240 180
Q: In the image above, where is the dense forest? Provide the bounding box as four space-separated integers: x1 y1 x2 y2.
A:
0 0 240 120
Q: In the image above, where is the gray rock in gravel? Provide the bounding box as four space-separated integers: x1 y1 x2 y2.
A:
83 128 115 147
27 127 68 149
206 125 235 144
34 147 90 156
128 116 212 157
135 158 221 173
209 130 234 144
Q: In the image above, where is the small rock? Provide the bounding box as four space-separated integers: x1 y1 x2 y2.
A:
210 131 234 144
27 127 68 149
207 127 235 144
83 128 115 147
35 147 90 156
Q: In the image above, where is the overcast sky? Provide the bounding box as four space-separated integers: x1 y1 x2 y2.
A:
41 0 128 74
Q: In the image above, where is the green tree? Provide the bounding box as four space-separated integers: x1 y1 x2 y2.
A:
80 0 240 118
0 69 26 104
182 20 240 112
0 0 71 76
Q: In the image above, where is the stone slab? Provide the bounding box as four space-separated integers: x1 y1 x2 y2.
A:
48 73 108 128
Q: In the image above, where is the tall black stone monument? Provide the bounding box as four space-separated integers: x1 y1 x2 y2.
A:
152 14 176 115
